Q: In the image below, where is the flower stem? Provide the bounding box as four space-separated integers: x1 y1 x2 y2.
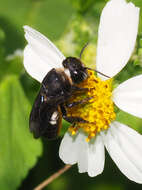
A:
34 164 72 190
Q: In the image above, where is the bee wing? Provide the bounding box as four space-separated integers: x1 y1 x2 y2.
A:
23 25 65 82
29 91 44 138
29 90 62 139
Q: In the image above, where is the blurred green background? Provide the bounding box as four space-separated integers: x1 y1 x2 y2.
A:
0 0 142 189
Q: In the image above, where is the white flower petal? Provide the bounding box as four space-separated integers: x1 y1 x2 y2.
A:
59 132 105 177
96 0 139 80
103 121 142 183
23 25 65 82
23 45 52 82
59 132 79 165
113 75 142 118
88 135 105 177
59 132 88 173
75 133 88 173
78 152 88 173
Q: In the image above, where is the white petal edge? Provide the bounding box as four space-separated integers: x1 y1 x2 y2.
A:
96 0 139 80
23 25 65 82
102 121 142 183
59 132 105 177
113 75 142 118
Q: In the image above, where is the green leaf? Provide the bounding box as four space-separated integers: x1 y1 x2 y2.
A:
0 75 42 190
0 57 23 82
0 0 74 53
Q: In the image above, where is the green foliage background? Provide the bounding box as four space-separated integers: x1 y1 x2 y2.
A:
0 0 142 189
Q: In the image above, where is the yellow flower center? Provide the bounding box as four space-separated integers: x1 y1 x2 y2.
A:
67 70 116 142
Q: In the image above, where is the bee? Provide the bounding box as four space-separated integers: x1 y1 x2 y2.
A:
29 57 91 139
24 26 109 140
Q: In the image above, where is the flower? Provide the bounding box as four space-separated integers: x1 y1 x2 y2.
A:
23 0 142 184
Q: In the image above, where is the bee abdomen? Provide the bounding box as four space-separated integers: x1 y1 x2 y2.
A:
43 123 59 140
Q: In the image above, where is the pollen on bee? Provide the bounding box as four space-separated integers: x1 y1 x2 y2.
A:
66 70 116 141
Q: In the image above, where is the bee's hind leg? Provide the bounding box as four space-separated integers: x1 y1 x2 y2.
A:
63 115 88 124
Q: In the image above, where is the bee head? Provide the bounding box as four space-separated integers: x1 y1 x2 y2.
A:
62 57 88 84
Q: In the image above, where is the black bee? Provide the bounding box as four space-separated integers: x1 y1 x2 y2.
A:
30 57 91 139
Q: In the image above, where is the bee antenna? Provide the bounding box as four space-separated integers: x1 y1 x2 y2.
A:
80 42 89 59
85 67 110 78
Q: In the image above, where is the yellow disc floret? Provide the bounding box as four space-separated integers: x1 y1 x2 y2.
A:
67 70 116 142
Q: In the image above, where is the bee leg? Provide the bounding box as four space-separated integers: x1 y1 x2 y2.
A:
66 96 93 108
71 85 89 93
60 104 88 124
63 116 89 123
